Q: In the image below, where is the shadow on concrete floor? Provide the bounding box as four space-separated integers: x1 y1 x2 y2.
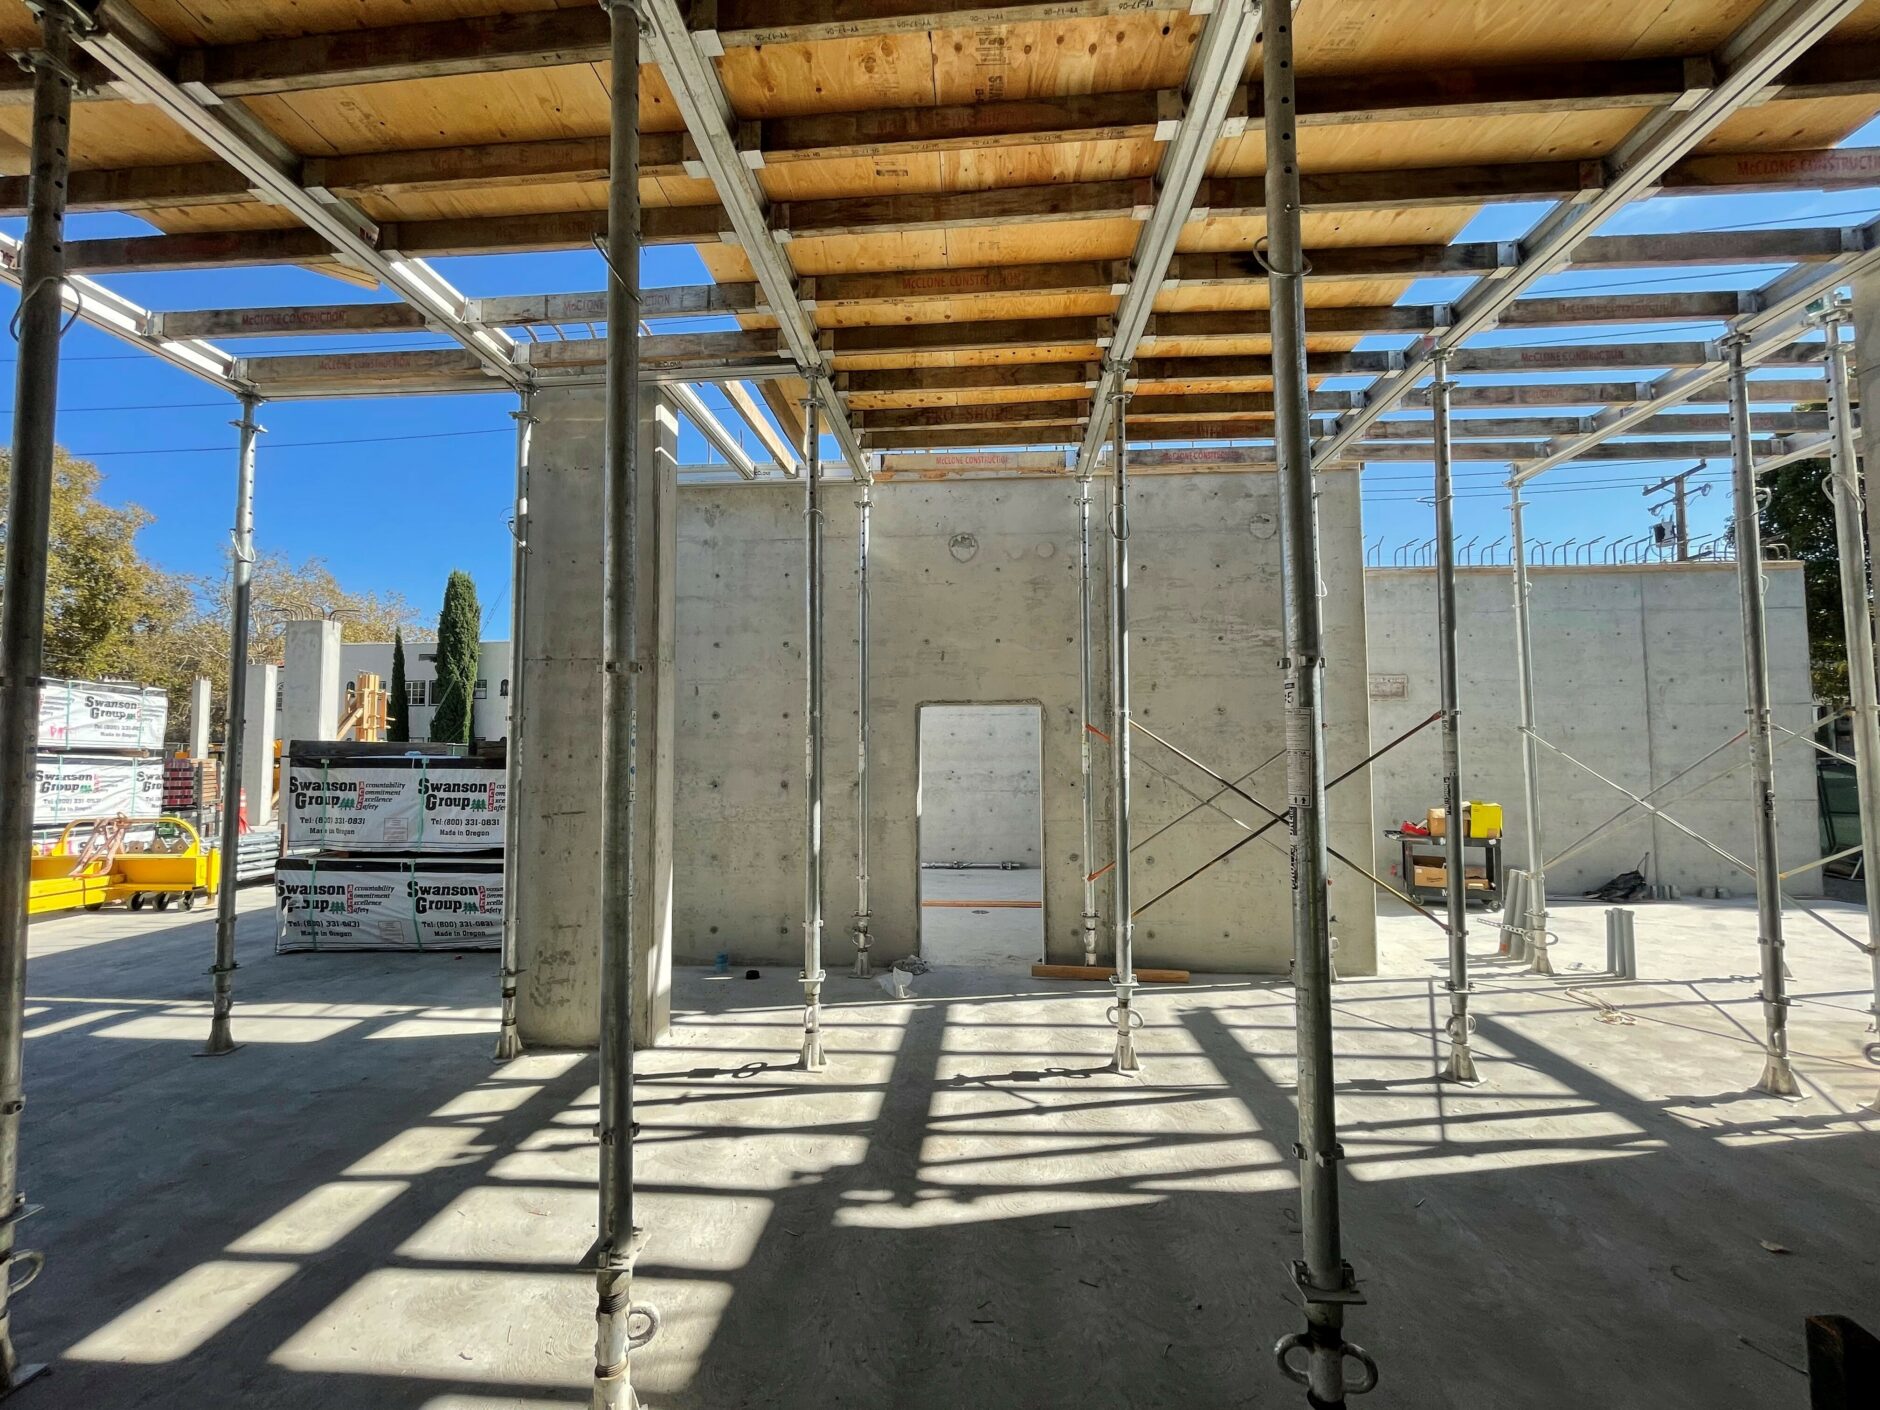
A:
7 892 1878 1408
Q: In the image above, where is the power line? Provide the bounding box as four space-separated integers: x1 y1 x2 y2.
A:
60 426 512 458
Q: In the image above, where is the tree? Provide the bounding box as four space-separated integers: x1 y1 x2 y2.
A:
1756 455 1849 704
0 448 202 686
0 446 428 744
429 570 480 745
388 630 409 743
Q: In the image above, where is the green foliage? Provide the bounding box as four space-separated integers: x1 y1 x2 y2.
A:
0 446 424 743
388 630 409 743
429 570 481 745
1756 456 1850 704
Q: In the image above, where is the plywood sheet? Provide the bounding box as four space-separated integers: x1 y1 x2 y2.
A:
712 14 1203 118
1211 109 1653 178
756 138 1162 202
812 291 1120 327
1294 0 1772 75
0 101 216 172
1697 96 1880 154
835 343 1100 372
848 382 1092 411
242 64 666 159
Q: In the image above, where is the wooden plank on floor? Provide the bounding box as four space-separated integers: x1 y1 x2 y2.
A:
1031 963 1190 984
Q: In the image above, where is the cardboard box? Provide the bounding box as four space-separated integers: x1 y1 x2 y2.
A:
1412 862 1492 891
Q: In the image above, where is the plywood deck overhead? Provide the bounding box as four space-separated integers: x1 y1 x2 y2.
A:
0 0 1873 449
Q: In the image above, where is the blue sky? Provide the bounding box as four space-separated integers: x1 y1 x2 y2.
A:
2 112 1879 633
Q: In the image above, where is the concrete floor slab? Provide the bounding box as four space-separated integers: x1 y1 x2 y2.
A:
7 888 1877 1406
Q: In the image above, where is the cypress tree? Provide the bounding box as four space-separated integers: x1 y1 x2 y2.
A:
388 630 409 743
430 571 480 745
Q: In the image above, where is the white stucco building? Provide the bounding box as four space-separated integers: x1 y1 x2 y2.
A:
339 639 515 742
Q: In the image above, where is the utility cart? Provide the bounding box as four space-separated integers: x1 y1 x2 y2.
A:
29 815 221 915
1391 802 1503 909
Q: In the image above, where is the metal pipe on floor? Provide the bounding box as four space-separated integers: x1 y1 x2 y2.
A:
1431 358 1478 1085
1107 390 1141 1073
1820 305 1880 1039
1265 9 1374 1403
0 9 77 1390
851 477 872 980
1508 484 1554 976
1727 333 1799 1098
594 3 655 1404
1076 466 1101 967
495 388 535 1062
801 396 828 1070
205 392 261 1058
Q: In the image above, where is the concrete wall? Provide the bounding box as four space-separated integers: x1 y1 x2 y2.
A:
1365 562 1821 898
917 704 1043 866
674 468 1377 977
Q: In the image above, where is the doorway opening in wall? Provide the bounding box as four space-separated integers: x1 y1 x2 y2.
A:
917 703 1046 967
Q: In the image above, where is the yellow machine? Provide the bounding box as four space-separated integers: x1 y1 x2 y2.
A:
28 816 221 916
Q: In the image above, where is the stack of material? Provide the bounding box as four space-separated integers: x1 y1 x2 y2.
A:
275 741 505 953
235 829 280 884
32 681 167 842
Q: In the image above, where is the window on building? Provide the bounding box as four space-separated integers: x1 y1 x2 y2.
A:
474 679 488 701
419 652 437 664
499 679 510 698
405 681 426 707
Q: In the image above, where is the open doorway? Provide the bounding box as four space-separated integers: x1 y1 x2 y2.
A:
918 704 1045 966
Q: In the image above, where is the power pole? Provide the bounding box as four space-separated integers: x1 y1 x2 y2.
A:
1643 463 1704 561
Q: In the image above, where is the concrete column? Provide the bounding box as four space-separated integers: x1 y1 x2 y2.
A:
188 676 212 760
514 385 675 1049
242 662 277 830
279 619 342 752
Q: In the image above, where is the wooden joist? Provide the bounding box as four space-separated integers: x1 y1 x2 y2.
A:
840 342 1816 397
856 411 1824 451
858 383 1779 430
236 332 789 396
29 140 1875 231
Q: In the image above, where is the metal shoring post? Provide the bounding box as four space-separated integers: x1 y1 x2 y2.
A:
1106 386 1142 1073
1431 357 1479 1084
593 3 656 1405
495 387 535 1062
800 396 828 1070
1726 333 1800 1097
1821 307 1880 1041
1076 463 1101 966
204 392 261 1058
1508 482 1554 976
0 7 78 1390
850 477 872 979
1264 7 1375 1406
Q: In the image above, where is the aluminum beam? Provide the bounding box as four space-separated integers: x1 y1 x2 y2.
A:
1315 0 1866 463
71 0 524 389
0 232 241 391
1516 215 1880 483
1076 0 1261 475
642 0 869 479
